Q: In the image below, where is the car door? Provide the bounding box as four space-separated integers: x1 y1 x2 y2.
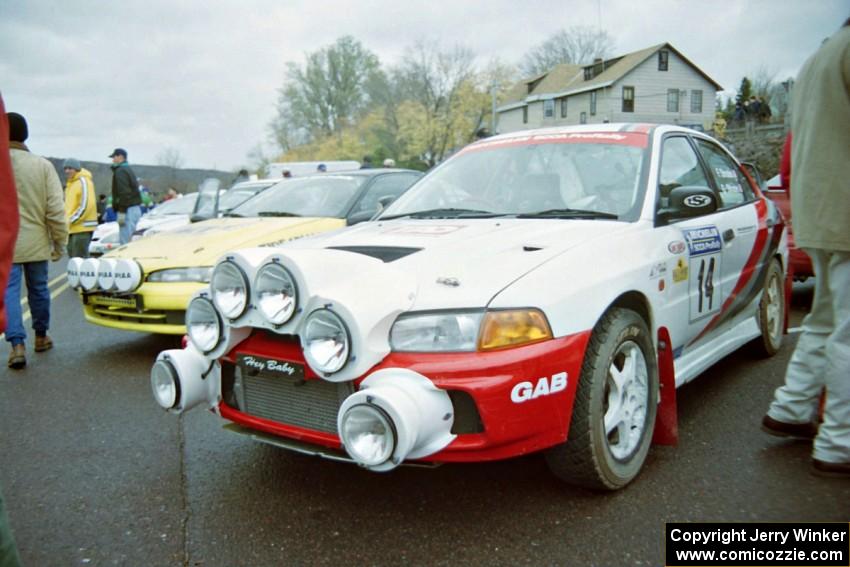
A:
655 135 737 356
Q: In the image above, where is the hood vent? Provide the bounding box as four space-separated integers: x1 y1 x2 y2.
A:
327 246 421 263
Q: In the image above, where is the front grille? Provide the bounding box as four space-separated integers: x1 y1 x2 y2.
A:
229 362 353 434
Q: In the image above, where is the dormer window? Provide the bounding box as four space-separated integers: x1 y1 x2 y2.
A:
584 67 593 81
658 50 669 71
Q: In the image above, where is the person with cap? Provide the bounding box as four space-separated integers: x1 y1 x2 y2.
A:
316 163 327 173
360 155 374 169
382 158 396 168
4 111 68 369
63 158 97 258
108 147 142 244
281 168 292 179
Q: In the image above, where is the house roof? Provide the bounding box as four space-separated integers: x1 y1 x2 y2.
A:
500 42 723 109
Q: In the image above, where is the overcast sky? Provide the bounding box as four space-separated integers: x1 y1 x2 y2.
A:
1 1 845 171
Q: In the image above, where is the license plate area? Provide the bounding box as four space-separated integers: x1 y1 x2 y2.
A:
88 294 141 309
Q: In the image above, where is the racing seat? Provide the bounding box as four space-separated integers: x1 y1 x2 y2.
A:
516 173 564 213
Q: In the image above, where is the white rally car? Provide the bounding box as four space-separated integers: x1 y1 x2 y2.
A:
151 124 787 490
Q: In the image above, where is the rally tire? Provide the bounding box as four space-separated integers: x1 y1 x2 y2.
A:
545 307 658 491
750 258 784 358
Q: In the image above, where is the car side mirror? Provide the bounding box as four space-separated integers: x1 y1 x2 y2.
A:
191 178 222 223
657 186 718 224
347 209 378 226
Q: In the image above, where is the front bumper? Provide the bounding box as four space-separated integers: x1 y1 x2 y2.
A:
215 329 591 464
81 281 205 334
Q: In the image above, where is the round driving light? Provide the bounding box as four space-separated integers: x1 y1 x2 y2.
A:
255 263 297 325
97 258 118 291
211 261 248 319
151 359 180 409
114 258 143 293
186 297 222 353
341 404 396 466
303 309 350 374
79 258 100 291
66 257 83 288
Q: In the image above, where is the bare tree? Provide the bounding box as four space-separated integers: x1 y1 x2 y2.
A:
156 147 185 169
520 26 615 76
394 41 480 166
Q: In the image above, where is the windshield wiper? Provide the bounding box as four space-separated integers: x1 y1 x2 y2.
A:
223 212 244 217
382 208 505 220
517 208 619 220
257 211 302 218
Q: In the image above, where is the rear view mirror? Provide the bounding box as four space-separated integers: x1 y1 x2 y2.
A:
657 186 718 224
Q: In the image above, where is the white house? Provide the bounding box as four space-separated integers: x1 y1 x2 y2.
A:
497 43 722 133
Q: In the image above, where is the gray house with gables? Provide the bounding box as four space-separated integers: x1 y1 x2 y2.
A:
497 43 722 133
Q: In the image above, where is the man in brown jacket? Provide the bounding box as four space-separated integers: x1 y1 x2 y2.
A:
4 112 67 369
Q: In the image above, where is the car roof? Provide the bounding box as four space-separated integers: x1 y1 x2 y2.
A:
479 122 708 145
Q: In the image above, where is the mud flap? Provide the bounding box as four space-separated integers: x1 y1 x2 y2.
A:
652 327 678 446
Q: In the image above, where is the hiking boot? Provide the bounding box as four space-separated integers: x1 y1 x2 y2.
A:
34 335 53 352
7 344 26 369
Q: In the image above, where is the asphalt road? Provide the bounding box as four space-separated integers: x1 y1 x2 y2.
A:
1 268 847 567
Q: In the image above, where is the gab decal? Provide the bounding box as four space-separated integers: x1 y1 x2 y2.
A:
511 372 568 403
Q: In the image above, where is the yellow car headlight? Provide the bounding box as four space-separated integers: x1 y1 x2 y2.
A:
478 309 552 351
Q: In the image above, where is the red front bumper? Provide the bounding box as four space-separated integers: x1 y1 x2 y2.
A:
218 330 591 463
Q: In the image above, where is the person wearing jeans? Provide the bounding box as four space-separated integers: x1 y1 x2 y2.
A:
109 147 142 245
5 111 67 369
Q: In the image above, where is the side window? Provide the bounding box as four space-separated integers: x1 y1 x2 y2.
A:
353 174 419 214
543 99 554 118
658 137 712 205
695 140 755 207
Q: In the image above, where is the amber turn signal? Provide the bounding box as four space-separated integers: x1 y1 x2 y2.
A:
478 309 553 351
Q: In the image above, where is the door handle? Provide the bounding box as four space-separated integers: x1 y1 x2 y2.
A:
723 229 735 243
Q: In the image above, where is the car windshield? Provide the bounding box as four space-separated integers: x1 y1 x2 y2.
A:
149 193 199 216
219 186 269 212
381 134 647 220
231 176 365 218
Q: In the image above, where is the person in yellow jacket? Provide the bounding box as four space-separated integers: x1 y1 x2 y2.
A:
63 159 97 258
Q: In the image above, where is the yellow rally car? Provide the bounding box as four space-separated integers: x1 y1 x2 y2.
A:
66 170 422 334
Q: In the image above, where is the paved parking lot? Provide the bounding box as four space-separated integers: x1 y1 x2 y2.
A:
1 271 846 566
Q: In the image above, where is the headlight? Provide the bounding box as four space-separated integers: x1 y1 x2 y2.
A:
390 311 483 352
97 258 118 291
113 259 143 293
151 358 180 409
340 404 396 466
147 267 213 283
79 258 101 291
478 309 552 351
211 261 248 319
303 309 350 375
186 297 222 353
254 262 297 325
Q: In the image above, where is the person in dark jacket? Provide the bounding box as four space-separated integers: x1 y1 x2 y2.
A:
109 148 142 244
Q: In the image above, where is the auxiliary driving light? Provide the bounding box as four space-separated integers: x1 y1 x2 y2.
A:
186 297 223 354
303 309 350 375
113 258 143 293
96 258 118 291
255 262 297 325
151 358 180 409
211 261 249 319
66 257 83 288
79 258 100 291
339 404 397 466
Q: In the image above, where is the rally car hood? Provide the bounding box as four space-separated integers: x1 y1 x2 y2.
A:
105 217 346 272
288 218 629 310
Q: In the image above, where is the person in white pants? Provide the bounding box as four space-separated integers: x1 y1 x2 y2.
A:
763 21 850 477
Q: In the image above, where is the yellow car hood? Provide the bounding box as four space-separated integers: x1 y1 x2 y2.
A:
104 217 346 271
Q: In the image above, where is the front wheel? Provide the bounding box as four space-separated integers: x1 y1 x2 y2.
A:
751 258 784 357
545 308 658 490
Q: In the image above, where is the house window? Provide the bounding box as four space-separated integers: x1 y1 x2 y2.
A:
658 50 669 71
691 90 703 113
584 67 593 81
622 86 634 113
580 111 587 124
560 97 567 118
522 106 528 124
667 89 679 112
543 99 554 118
590 91 597 116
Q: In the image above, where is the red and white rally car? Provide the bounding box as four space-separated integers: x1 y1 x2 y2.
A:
151 124 787 490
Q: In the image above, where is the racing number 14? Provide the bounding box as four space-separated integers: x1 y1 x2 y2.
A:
690 254 721 320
